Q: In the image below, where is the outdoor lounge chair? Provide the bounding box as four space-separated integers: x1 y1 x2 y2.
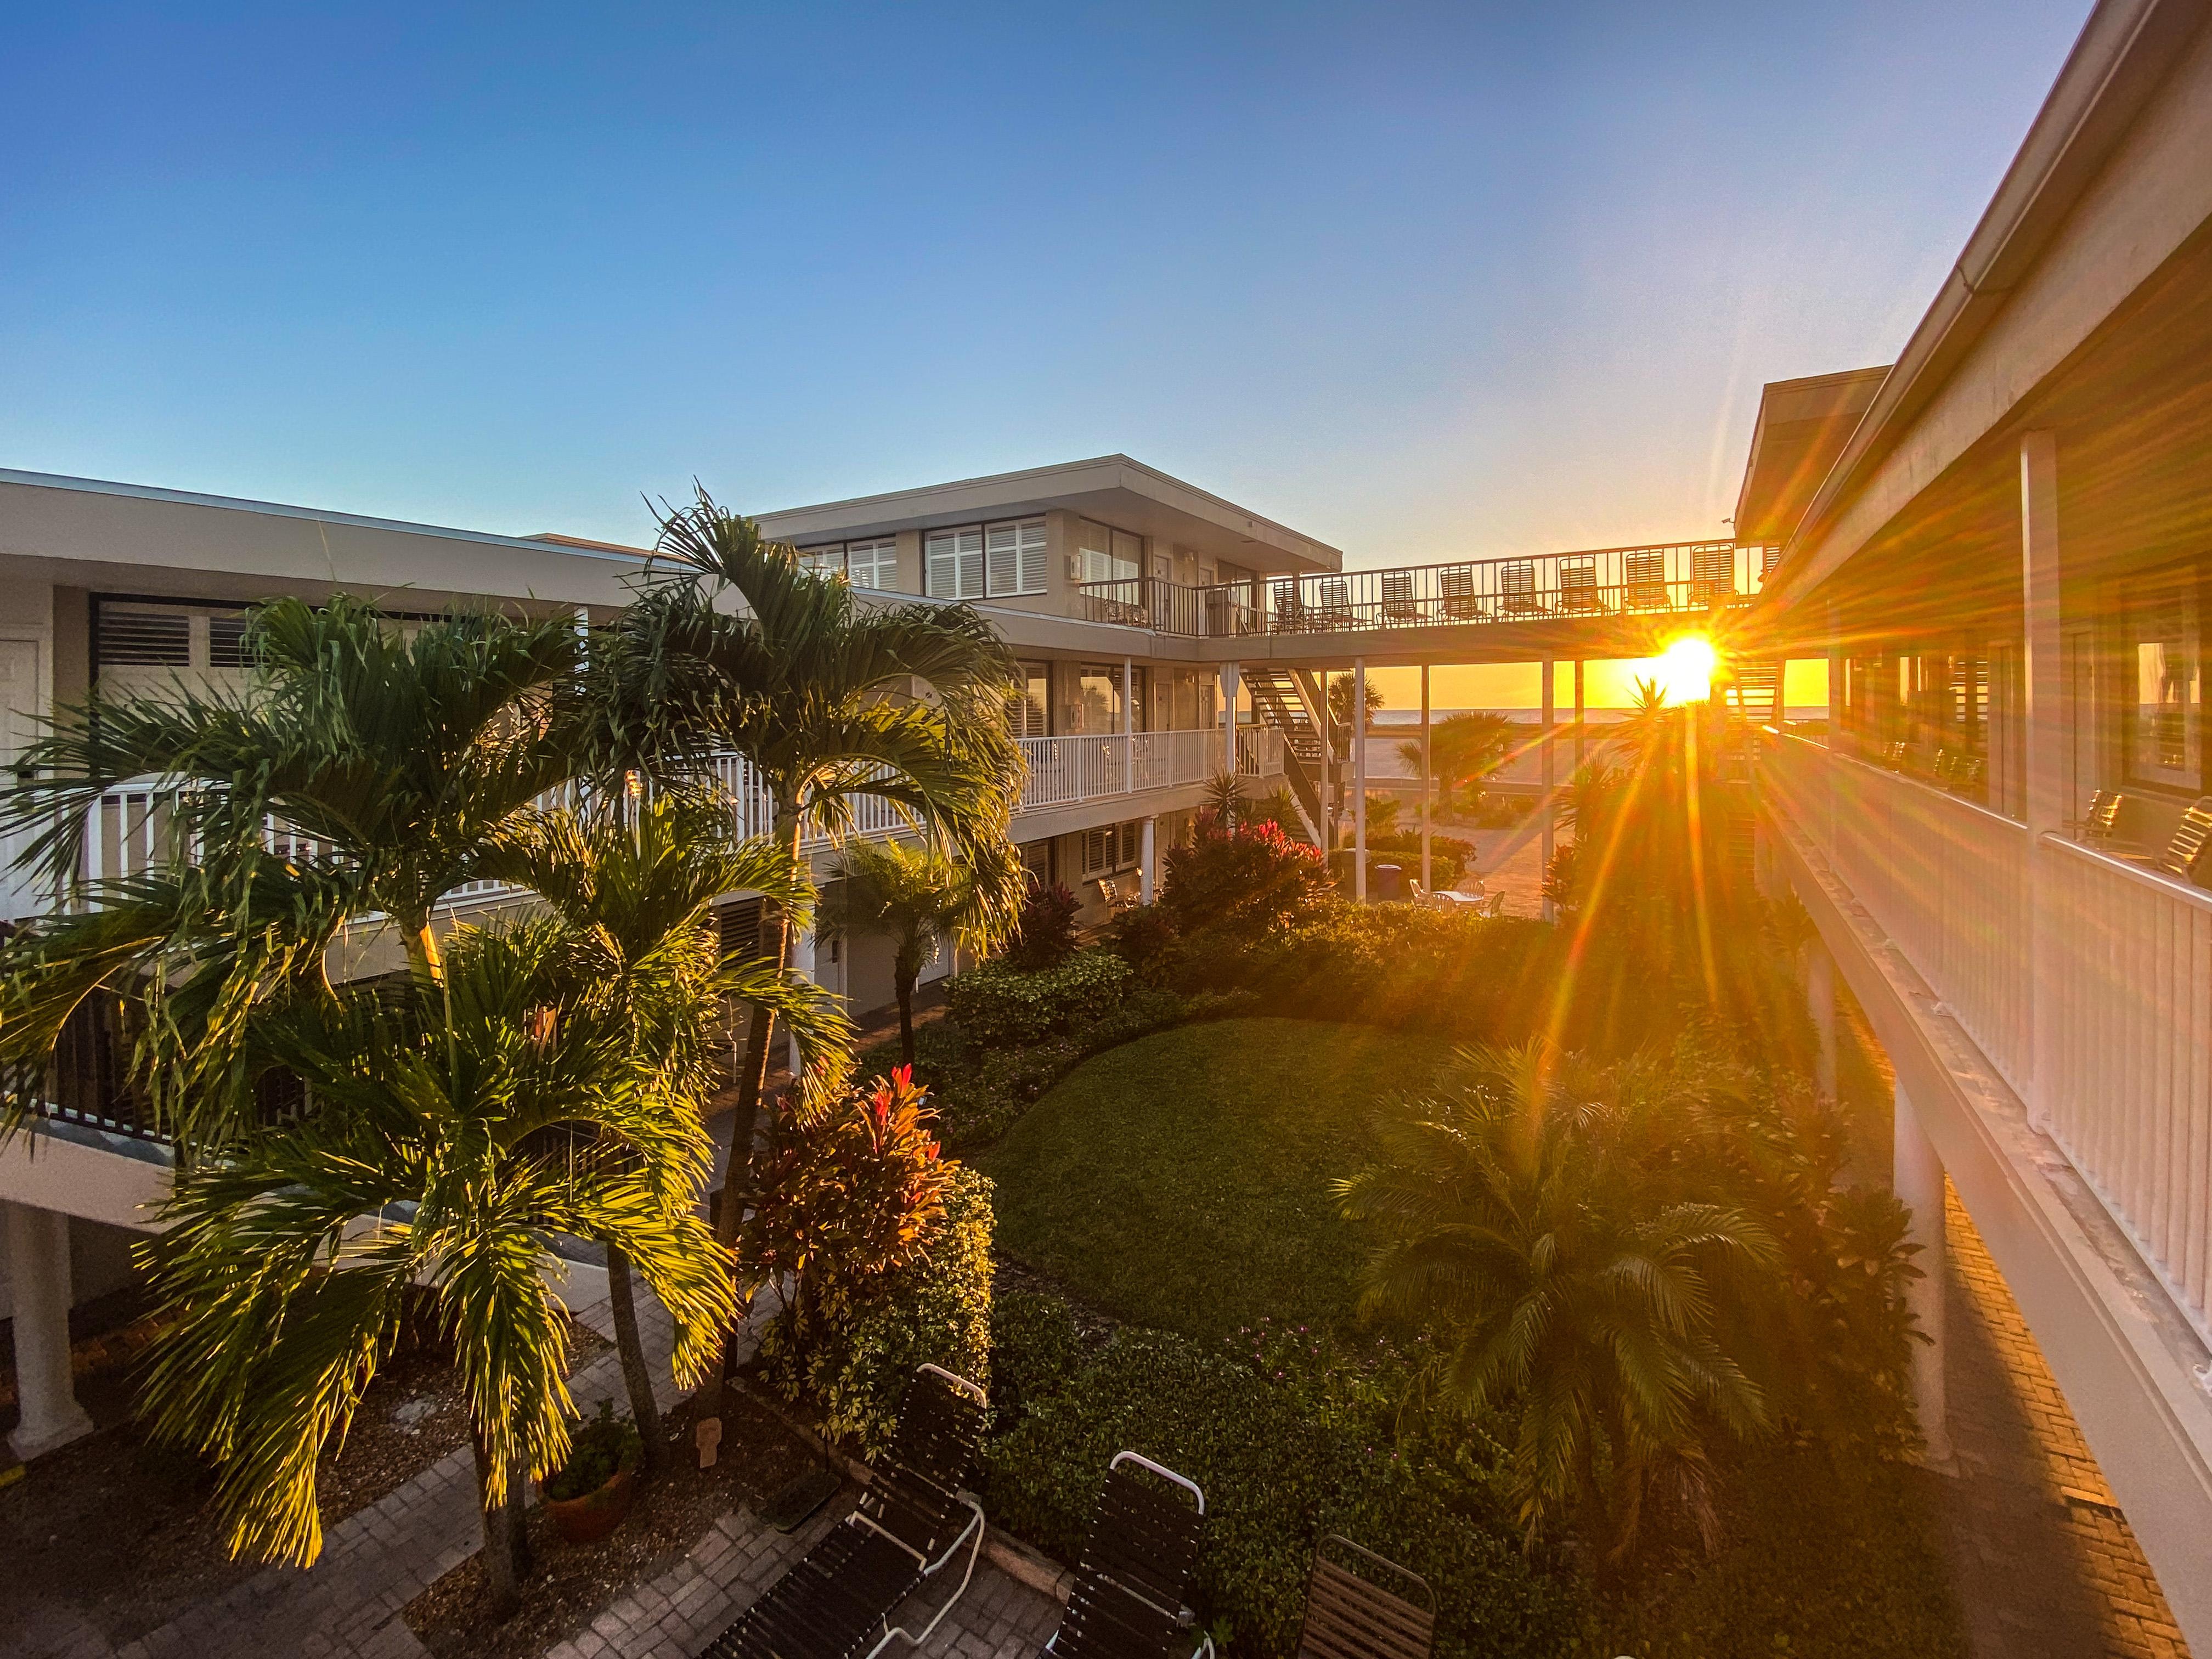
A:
1043 1453 1212 1659
1558 556 1605 614
1437 566 1481 622
1291 1534 1435 1659
1498 561 1543 618
2079 789 2125 843
2157 796 2212 887
1380 571 1421 625
1271 579 1309 633
697 1366 989 1659
1623 549 1671 610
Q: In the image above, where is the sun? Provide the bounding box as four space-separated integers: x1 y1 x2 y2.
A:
1656 634 1717 703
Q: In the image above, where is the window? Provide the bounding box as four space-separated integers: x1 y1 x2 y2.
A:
845 537 896 590
926 526 986 599
1008 662 1049 738
2128 587 2200 789
798 543 845 579
1075 664 1148 735
985 518 1048 596
928 519 1043 599
1077 520 1142 584
1079 820 1143 876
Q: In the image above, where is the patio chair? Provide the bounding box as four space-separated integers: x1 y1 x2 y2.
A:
1477 890 1506 919
1881 740 1910 770
2157 796 2212 886
1380 571 1421 625
1314 577 1355 629
1438 566 1481 622
1558 556 1605 614
1623 550 1670 611
1271 579 1308 633
1291 1534 1436 1659
1092 876 1139 916
697 1366 989 1659
2080 789 2125 844
1690 545 1736 605
1043 1453 1212 1659
1498 561 1543 618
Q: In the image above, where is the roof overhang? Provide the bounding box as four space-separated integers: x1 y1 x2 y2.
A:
755 454 1342 576
1731 366 1891 548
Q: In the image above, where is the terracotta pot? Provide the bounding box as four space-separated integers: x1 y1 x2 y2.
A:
542 1456 637 1544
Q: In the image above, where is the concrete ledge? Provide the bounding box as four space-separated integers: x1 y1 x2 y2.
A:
1769 803 2212 1653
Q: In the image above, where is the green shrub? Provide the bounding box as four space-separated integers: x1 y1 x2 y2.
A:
982 1326 1576 1659
947 950 1130 1047
1104 902 1180 974
755 1165 995 1453
987 1289 1084 1427
544 1398 641 1499
1160 819 1334 939
854 1017 974 1094
1076 985 1188 1054
1007 883 1083 969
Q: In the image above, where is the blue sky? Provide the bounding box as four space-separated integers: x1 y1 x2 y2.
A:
2 2 2087 562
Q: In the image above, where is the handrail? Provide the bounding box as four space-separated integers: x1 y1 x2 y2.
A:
2040 830 2212 917
1771 730 2025 836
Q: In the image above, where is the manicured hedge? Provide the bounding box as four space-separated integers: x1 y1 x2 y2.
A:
982 1324 1578 1659
946 949 1131 1047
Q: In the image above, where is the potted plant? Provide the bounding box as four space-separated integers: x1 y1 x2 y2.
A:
541 1400 644 1544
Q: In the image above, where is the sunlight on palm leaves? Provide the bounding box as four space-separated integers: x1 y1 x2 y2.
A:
138 922 738 1568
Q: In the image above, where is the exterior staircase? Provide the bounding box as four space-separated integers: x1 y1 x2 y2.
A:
1723 659 1784 729
1242 665 1328 843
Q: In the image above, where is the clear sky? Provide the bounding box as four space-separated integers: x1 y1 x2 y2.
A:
4 1 2085 707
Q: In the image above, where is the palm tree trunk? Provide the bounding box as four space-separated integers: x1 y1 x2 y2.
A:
896 973 916 1067
401 913 444 983
605 1244 664 1478
698 809 800 1454
470 1429 531 1617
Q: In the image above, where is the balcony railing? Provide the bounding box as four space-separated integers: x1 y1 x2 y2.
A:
67 730 1284 898
1763 731 2212 1346
1078 540 1777 639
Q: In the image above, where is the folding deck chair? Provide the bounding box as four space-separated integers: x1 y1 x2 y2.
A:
1291 1534 1435 1659
1623 550 1670 611
1498 561 1543 618
1044 1453 1213 1659
1438 566 1481 622
2157 796 2212 887
1557 557 1605 614
698 1365 989 1659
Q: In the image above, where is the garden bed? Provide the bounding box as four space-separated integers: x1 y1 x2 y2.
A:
404 1389 816 1659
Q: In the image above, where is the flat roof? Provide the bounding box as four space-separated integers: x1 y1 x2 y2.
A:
1731 367 1890 547
755 454 1343 575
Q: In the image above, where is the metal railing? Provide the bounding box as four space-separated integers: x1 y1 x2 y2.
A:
1763 731 2211 1344
1077 541 1776 639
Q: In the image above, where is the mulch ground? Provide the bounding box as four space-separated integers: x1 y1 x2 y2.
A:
404 1388 817 1659
0 1313 607 1652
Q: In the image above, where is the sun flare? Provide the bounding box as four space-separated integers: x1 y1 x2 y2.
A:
1655 634 1717 703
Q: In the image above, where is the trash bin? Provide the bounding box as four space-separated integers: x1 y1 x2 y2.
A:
1370 862 1406 902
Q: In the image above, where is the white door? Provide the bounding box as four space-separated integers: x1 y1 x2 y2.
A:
0 639 43 922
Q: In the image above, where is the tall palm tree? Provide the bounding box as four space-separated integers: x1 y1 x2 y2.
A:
586 490 1022 1440
1398 710 1516 813
1335 1042 1775 1559
138 922 738 1616
0 598 582 1146
477 792 850 1469
816 839 1020 1065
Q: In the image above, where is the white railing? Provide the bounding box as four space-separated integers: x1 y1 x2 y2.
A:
2038 837 2212 1336
1765 732 2211 1342
74 729 1288 893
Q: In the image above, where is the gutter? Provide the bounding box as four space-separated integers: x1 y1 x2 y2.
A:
1768 0 2210 605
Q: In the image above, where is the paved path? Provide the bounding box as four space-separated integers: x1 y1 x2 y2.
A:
16 1280 1060 1659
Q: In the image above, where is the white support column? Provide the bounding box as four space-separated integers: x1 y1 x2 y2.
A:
1221 662 1241 778
786 923 816 1075
1353 658 1369 902
1807 940 1837 1101
6 1201 93 1462
1541 660 1556 922
1419 664 1432 895
1318 672 1333 851
1139 816 1157 904
2022 430 2062 1133
1893 1082 1954 1465
1121 656 1135 795
1573 659 1585 771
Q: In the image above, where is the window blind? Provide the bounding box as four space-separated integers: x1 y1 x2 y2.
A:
985 517 1047 597
926 527 985 599
846 537 896 590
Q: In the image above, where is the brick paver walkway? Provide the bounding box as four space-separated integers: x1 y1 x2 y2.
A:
16 1280 1062 1659
1939 1182 2190 1659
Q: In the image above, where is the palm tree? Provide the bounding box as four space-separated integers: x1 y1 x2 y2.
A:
0 598 582 1147
588 490 1023 1437
477 792 849 1472
138 922 737 1616
816 839 1020 1065
1335 1042 1775 1559
1398 710 1516 814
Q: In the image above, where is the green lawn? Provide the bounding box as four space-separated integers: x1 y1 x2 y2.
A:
978 1017 1460 1340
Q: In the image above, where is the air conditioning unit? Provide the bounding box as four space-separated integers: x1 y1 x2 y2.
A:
1065 554 1082 580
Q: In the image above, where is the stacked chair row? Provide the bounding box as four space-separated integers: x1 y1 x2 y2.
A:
696 1366 1436 1659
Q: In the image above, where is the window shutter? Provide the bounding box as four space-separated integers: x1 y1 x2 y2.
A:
847 537 895 589
926 530 957 597
1017 518 1047 594
986 522 1019 597
957 527 984 597
97 606 190 666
